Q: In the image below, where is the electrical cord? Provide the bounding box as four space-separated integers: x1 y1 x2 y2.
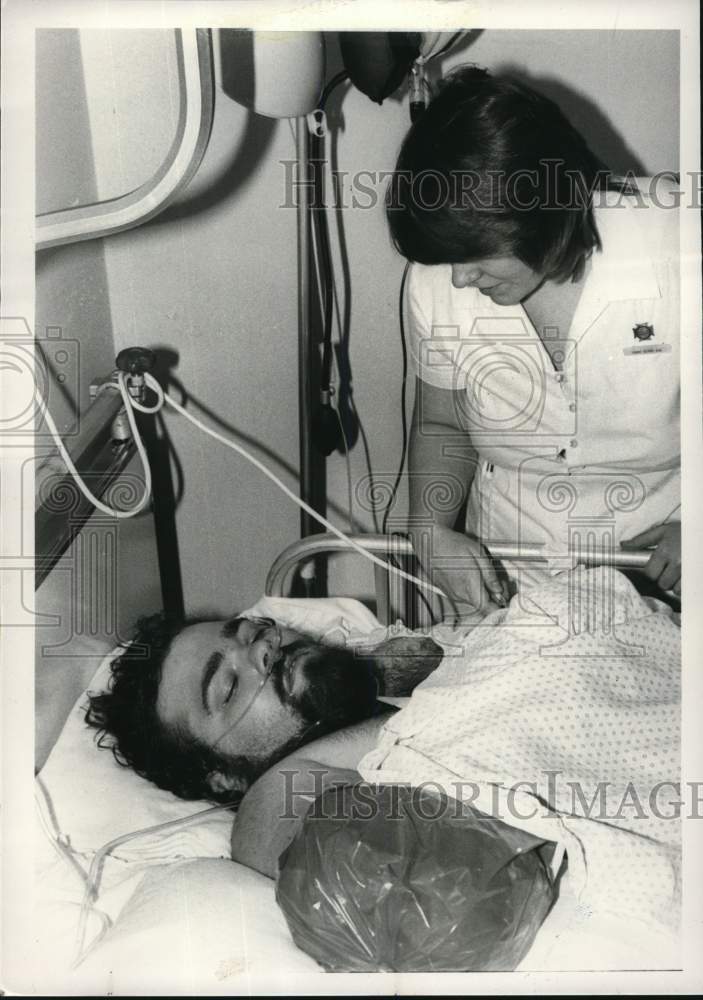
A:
37 373 446 596
40 58 547 613
38 372 154 518
309 69 356 530
381 260 438 624
311 71 349 450
154 374 445 596
309 185 354 533
333 377 354 534
320 69 349 109
382 260 410 535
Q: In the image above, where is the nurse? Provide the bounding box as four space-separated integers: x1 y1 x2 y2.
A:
387 66 681 613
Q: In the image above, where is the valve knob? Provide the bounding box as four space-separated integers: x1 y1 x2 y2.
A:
115 347 156 375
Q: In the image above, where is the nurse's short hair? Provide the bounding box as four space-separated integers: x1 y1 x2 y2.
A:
386 65 635 282
85 612 258 805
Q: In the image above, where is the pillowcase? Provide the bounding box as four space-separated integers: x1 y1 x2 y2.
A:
68 859 327 992
37 597 383 866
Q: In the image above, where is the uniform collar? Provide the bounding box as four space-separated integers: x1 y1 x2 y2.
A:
589 187 662 302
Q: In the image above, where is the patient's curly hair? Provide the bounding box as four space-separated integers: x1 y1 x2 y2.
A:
85 612 257 806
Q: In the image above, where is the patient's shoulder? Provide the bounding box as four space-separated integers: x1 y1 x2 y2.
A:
231 754 366 879
295 710 394 770
230 712 392 878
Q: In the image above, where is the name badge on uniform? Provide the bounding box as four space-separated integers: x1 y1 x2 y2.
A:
624 322 671 356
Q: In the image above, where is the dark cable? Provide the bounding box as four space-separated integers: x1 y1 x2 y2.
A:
309 71 351 459
320 69 350 110
382 261 410 535
382 262 439 626
315 71 350 396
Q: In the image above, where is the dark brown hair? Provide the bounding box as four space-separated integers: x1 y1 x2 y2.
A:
85 613 256 805
387 65 636 282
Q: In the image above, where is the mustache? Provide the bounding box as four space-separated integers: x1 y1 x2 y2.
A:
273 641 379 728
269 639 316 702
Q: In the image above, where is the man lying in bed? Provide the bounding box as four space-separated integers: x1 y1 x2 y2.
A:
85 610 446 809
87 567 681 911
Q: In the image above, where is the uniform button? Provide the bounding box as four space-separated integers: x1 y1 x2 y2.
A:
555 373 565 382
570 439 578 448
569 403 576 412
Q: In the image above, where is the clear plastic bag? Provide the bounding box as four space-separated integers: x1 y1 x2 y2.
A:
276 783 560 972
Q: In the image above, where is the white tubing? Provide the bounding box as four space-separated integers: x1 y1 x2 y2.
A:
40 374 664 600
147 374 447 597
72 800 238 968
38 372 153 518
40 369 446 594
46 375 680 653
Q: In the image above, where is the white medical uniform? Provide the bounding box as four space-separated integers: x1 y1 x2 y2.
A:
407 182 680 589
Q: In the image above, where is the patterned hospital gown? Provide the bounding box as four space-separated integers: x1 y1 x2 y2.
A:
358 567 681 932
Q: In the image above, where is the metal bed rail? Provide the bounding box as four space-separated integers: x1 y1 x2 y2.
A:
265 532 653 601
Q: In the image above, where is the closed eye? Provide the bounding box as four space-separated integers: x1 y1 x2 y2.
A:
224 672 238 705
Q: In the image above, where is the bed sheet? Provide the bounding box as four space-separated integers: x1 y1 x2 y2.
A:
34 832 678 995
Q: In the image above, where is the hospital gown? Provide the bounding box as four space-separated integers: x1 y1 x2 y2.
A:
358 567 681 934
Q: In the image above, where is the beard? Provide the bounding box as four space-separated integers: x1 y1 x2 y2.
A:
271 640 380 733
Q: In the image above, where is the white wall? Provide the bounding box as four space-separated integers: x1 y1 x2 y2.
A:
80 30 180 202
80 29 301 615
441 30 679 175
69 27 679 616
323 28 680 600
35 30 162 766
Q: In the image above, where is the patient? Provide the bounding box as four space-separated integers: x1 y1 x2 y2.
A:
85 611 445 805
87 567 681 905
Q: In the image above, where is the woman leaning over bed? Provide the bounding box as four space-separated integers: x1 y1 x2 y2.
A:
387 66 681 615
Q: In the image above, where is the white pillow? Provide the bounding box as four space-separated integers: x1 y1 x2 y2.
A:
66 859 331 993
37 596 383 866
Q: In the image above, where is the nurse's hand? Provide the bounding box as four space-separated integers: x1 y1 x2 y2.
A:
621 521 681 595
420 526 509 622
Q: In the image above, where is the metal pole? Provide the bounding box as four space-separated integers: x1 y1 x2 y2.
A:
265 532 657 597
296 116 315 539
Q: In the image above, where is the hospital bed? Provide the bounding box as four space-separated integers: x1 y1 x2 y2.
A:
33 539 681 992
24 23 687 985
29 359 682 993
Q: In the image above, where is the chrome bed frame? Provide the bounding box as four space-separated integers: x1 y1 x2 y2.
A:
265 533 656 626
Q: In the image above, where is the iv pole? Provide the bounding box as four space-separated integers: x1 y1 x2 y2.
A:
295 116 320 543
